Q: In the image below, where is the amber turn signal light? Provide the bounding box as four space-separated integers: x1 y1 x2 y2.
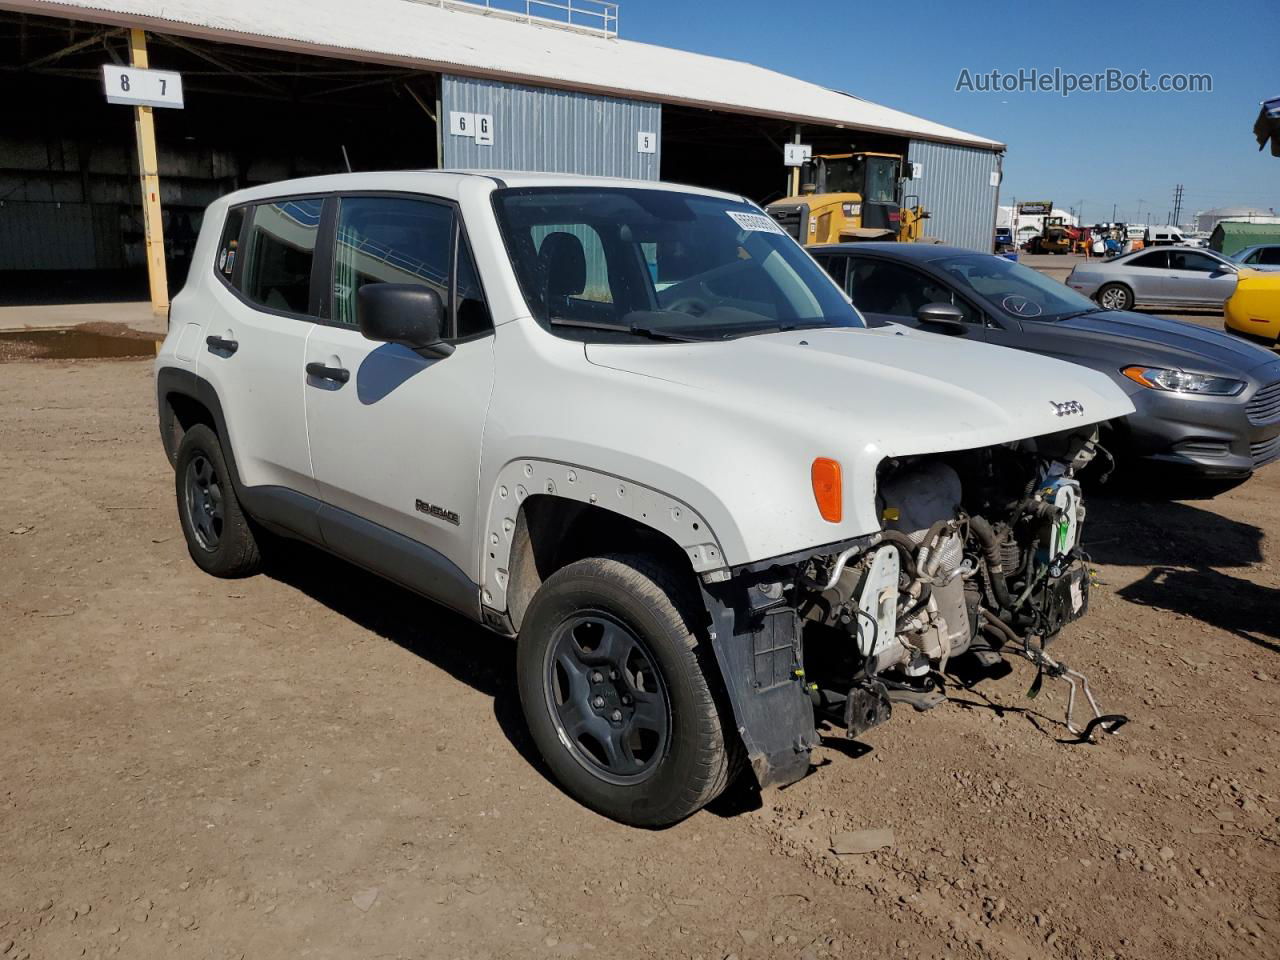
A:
811 458 842 523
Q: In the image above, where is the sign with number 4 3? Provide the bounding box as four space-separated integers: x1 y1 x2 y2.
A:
102 65 184 109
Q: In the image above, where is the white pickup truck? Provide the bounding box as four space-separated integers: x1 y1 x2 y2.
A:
156 171 1134 826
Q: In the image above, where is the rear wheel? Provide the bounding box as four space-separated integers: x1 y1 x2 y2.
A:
174 423 261 577
516 554 737 827
1097 282 1133 311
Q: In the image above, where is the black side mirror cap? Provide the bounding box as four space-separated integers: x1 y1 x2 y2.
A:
358 283 455 358
916 301 967 333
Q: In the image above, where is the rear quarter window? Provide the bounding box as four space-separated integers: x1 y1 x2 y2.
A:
214 207 245 282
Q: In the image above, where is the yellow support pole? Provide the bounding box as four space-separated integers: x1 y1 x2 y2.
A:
129 28 169 315
789 127 801 198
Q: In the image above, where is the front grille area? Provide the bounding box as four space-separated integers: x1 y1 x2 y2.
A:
1251 433 1280 468
1247 380 1280 426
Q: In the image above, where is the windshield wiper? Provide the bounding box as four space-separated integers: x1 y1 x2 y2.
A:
1053 307 1104 321
727 321 852 339
548 316 708 342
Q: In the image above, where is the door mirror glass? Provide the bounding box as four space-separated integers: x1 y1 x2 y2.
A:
916 302 966 332
358 284 454 358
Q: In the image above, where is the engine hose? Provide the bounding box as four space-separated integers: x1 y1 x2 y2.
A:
979 607 1021 647
969 515 1014 611
915 520 952 578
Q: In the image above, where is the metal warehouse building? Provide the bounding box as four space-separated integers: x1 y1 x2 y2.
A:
0 0 1005 310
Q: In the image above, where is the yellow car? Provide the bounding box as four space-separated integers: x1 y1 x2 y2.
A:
1225 268 1280 345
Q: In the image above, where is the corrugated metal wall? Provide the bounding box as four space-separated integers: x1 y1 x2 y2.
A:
440 74 660 179
901 141 1001 252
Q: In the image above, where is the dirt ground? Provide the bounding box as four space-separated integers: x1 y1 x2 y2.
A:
2 355 1278 960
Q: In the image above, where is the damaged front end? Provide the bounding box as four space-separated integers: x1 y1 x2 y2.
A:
701 425 1126 792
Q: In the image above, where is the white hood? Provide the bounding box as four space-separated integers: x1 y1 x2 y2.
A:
585 324 1135 457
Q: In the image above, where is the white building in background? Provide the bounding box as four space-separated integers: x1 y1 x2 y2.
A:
1195 206 1280 234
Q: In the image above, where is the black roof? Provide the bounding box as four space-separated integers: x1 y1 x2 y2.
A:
809 242 978 263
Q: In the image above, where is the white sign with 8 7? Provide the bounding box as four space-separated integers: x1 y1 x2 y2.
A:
102 65 184 109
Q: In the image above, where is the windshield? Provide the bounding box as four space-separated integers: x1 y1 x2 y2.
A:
492 187 864 339
932 253 1100 321
863 157 898 204
820 157 897 203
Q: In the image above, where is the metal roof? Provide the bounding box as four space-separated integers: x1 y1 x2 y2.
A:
6 0 1005 150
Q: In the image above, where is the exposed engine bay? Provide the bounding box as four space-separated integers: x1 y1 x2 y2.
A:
793 426 1127 743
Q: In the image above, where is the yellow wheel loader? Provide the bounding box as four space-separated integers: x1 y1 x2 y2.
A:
765 152 934 246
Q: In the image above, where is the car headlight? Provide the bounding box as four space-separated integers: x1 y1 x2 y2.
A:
841 202 862 217
1121 365 1245 396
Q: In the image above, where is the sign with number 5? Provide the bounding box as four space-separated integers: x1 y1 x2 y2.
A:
102 65 184 109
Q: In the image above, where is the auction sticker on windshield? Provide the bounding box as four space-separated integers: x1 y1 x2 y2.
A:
726 211 787 235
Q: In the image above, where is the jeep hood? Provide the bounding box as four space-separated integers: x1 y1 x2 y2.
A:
585 325 1135 458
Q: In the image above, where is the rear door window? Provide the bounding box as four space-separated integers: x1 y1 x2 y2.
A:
1260 248 1280 266
241 198 324 315
815 254 848 288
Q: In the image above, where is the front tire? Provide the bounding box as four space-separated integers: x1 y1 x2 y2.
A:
516 555 737 827
174 423 261 578
1097 282 1134 311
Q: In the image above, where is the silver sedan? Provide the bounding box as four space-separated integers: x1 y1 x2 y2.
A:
1066 246 1240 311
1231 244 1280 267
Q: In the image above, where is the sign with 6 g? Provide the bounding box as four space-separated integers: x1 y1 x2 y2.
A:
102 64 184 109
449 111 495 146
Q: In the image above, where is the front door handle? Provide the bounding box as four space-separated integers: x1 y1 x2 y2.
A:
206 335 239 355
306 361 350 384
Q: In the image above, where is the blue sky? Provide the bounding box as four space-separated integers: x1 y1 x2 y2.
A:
621 0 1278 225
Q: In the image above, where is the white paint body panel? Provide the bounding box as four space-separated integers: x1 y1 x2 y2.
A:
165 194 318 498
160 172 1135 621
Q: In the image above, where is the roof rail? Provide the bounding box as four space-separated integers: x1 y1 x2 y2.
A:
411 0 619 38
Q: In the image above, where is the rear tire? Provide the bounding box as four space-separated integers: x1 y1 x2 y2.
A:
174 423 261 578
516 554 737 827
1097 282 1133 311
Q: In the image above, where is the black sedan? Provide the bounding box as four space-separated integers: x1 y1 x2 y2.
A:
812 243 1280 481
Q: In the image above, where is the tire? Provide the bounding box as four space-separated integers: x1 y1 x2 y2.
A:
516 554 737 827
1097 282 1133 312
174 423 261 578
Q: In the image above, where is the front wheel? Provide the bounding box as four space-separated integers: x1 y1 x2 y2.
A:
516 555 738 827
1097 282 1134 311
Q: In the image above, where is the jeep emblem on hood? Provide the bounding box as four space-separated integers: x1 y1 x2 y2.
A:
1050 400 1085 417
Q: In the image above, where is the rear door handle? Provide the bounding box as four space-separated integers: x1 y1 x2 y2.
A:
306 361 350 384
206 335 239 354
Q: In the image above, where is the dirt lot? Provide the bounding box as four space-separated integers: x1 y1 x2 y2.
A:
2 355 1278 960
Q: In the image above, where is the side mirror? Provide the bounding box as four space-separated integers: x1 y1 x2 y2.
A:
358 284 454 358
916 302 967 333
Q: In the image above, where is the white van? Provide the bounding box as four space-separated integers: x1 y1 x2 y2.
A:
1145 227 1187 246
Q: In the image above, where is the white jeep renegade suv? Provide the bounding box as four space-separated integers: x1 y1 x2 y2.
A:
156 171 1134 826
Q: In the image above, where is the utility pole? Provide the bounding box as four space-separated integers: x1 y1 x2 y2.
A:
1111 202 1117 223
130 28 169 315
